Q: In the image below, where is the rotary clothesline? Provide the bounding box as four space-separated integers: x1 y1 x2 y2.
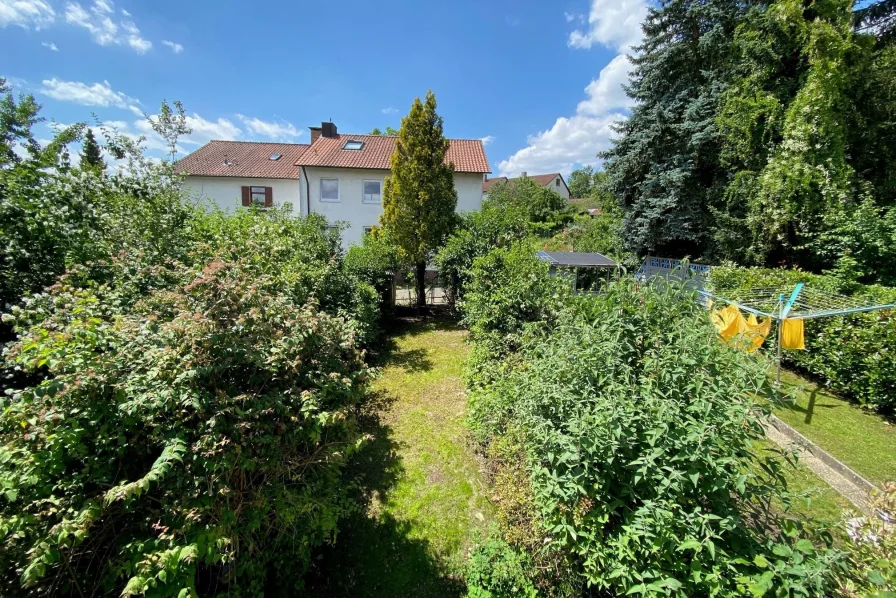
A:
698 283 895 386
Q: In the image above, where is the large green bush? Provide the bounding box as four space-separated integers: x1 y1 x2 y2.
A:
0 251 370 596
709 265 896 413
0 83 383 595
460 242 570 353
436 179 572 303
468 279 845 596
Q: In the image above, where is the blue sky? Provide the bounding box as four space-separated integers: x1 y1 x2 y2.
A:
1 0 646 176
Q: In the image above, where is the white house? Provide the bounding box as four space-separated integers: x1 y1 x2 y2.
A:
176 122 491 247
482 172 570 200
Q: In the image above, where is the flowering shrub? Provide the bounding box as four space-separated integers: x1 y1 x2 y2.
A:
0 255 370 596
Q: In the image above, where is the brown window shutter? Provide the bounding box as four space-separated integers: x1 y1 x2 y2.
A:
264 187 273 208
241 186 251 206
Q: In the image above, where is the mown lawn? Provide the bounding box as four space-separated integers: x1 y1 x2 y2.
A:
304 317 493 597
774 370 896 487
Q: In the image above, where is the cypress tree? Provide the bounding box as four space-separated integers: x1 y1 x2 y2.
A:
602 0 745 259
80 127 104 172
380 90 458 307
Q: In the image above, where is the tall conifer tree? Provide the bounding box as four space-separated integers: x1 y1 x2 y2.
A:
380 91 458 307
80 127 104 172
602 0 744 259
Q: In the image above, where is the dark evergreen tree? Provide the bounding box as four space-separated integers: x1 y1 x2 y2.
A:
602 0 745 259
80 127 104 172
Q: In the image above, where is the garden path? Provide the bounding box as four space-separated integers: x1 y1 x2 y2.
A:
304 317 493 597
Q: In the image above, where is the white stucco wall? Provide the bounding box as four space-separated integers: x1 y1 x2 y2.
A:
550 176 570 200
182 176 302 212
300 167 485 247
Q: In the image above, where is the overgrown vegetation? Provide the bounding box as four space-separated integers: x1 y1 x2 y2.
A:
840 483 896 596
462 265 850 596
0 81 382 596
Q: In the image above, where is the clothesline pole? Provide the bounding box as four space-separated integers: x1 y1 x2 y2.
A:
775 318 784 389
775 284 803 389
775 295 784 389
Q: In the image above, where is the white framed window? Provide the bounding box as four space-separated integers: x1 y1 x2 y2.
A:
250 186 267 206
362 180 382 204
555 178 561 187
320 178 340 202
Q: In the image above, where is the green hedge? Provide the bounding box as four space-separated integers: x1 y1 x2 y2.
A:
708 266 896 413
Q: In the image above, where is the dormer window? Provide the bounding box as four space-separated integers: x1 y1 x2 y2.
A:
343 140 364 151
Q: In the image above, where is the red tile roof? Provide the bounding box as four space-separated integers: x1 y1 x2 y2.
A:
483 173 568 194
175 141 309 179
295 134 491 173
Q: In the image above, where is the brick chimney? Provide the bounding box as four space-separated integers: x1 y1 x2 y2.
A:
310 126 322 144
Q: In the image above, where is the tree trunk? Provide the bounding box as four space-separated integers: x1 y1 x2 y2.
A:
415 260 427 308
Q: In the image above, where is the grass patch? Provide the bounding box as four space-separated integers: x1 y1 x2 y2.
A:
774 370 896 487
753 439 853 536
304 316 493 597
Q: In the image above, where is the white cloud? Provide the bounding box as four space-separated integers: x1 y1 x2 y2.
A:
162 39 183 54
236 114 300 141
564 11 580 23
381 106 398 115
120 7 129 16
498 0 646 177
65 0 152 53
135 113 242 147
480 135 495 146
497 114 622 177
123 20 151 53
576 54 635 115
40 78 140 109
568 0 646 52
41 40 58 50
0 0 55 29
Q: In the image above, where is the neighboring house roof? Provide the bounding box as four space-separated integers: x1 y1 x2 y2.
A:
481 176 508 193
482 173 569 195
175 141 309 179
295 133 491 173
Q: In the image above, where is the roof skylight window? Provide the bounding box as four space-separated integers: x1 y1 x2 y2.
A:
343 140 364 151
269 153 282 161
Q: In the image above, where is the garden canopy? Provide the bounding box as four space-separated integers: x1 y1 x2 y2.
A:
536 251 617 269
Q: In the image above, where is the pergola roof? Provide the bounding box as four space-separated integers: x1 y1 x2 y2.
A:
536 251 617 268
